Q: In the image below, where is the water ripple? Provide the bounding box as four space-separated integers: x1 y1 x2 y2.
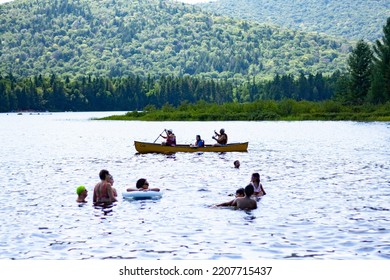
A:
1 113 389 259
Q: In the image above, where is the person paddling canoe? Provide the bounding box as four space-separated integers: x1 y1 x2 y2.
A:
212 128 228 146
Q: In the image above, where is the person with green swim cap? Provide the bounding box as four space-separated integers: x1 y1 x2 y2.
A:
76 185 88 203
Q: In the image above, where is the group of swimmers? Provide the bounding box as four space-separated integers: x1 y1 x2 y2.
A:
160 128 228 147
76 169 160 205
76 167 266 211
214 172 266 210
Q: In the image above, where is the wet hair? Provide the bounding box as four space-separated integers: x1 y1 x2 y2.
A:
252 172 260 181
99 169 110 180
136 178 147 189
244 184 255 197
235 188 245 196
234 160 240 168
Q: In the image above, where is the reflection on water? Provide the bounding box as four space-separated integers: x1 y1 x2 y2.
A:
0 112 389 260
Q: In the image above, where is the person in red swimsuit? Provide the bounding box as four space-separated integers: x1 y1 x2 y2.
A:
93 169 117 205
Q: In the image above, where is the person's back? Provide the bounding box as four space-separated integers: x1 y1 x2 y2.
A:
236 184 257 210
93 169 117 205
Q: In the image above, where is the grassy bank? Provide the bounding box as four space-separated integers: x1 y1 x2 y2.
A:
98 100 390 122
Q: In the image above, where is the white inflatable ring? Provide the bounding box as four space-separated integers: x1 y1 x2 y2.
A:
122 191 162 200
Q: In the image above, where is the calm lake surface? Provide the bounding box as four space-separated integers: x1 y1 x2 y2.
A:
0 112 389 260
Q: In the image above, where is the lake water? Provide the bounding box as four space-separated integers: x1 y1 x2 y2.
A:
0 112 389 260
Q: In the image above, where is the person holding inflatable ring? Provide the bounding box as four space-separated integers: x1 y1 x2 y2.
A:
126 178 160 192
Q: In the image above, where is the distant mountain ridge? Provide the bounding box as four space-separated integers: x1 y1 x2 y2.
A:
0 0 352 80
198 0 390 41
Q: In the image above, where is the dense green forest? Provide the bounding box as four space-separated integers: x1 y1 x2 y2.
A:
0 0 351 80
199 0 390 42
1 15 390 113
0 71 343 112
1 1 389 116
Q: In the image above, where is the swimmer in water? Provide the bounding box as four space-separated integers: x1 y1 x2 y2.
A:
76 185 88 203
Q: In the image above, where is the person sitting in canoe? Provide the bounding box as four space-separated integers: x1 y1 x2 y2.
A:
212 128 228 146
161 129 176 146
126 178 160 192
191 135 205 147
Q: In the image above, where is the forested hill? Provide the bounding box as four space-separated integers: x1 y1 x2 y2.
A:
0 0 351 80
198 0 390 42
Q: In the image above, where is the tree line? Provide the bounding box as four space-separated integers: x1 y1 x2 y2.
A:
0 71 345 112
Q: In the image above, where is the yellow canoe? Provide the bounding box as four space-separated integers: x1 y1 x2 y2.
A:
134 141 248 154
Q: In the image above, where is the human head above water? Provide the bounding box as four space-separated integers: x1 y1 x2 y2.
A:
235 188 245 197
251 172 260 181
99 169 111 180
76 185 86 195
245 184 255 197
234 160 240 168
136 178 148 189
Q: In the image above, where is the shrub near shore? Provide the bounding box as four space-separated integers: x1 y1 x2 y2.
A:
99 100 390 122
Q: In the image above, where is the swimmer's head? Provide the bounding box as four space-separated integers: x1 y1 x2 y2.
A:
136 178 148 189
76 185 86 195
245 184 255 197
99 169 110 180
235 188 245 197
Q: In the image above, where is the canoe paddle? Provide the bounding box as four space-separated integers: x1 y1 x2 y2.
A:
153 129 166 143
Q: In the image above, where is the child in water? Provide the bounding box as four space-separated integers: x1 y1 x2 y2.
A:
76 185 88 203
215 188 245 207
251 172 266 196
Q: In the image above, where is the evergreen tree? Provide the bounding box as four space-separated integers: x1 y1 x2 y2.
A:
347 39 373 104
369 17 390 103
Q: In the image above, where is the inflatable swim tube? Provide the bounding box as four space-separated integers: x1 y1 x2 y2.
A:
122 191 162 200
